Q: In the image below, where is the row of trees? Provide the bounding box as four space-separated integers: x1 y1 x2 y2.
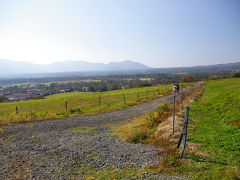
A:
4 70 238 95
1 75 195 94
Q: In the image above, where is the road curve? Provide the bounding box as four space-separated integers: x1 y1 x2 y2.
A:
2 84 202 135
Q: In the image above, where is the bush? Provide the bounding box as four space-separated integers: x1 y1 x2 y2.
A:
69 107 83 114
56 111 69 117
232 71 240 78
181 75 194 82
0 96 8 103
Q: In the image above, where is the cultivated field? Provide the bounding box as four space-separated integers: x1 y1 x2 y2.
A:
0 83 192 125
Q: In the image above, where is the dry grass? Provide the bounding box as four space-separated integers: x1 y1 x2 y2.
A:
111 103 171 144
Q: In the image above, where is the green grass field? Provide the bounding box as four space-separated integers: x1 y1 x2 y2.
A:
0 84 192 125
189 78 240 166
185 78 240 179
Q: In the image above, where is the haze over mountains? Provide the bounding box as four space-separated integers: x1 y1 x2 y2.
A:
0 59 239 78
0 59 150 75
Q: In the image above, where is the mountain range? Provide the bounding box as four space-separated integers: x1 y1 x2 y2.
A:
0 59 240 78
0 59 150 75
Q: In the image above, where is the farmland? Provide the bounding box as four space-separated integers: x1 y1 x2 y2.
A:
0 83 192 125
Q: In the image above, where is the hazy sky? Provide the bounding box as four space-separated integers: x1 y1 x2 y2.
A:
0 0 239 67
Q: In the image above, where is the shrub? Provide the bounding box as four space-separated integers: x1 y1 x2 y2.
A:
181 75 194 82
0 96 8 103
56 111 69 117
232 71 240 78
69 107 83 114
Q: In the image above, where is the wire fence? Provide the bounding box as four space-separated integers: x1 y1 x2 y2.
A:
174 82 204 157
0 85 177 116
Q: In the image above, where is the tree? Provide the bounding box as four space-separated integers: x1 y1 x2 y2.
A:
181 75 194 82
232 71 240 78
0 96 8 103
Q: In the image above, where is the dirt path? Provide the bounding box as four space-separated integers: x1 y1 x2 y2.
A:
0 85 201 179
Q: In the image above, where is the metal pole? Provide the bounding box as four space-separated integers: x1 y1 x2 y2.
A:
180 106 190 158
181 92 184 108
173 93 176 134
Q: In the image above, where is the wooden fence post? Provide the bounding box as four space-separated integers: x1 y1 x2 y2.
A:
98 95 101 106
16 106 18 114
137 91 140 101
65 101 68 111
123 93 126 104
157 89 160 95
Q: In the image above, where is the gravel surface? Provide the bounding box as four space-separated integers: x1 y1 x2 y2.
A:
0 85 201 179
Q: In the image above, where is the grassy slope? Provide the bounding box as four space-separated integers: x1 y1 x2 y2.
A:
189 78 240 166
1 84 193 125
185 78 240 179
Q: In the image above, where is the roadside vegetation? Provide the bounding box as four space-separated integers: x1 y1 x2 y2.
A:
112 78 240 179
111 103 171 145
0 83 192 125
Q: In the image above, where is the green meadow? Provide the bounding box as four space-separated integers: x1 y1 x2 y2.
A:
189 78 240 166
181 78 240 179
0 84 192 125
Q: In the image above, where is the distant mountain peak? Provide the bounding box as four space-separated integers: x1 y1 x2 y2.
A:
0 59 150 75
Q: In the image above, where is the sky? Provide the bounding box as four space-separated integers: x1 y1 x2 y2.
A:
0 0 239 68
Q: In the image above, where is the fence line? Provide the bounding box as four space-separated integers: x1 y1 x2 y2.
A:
177 106 190 158
0 85 191 115
175 82 204 158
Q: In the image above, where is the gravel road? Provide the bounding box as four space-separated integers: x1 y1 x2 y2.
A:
0 85 201 179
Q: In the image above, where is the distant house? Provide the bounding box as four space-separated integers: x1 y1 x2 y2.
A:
59 89 71 93
5 93 36 101
82 86 89 92
59 89 66 93
26 89 52 96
